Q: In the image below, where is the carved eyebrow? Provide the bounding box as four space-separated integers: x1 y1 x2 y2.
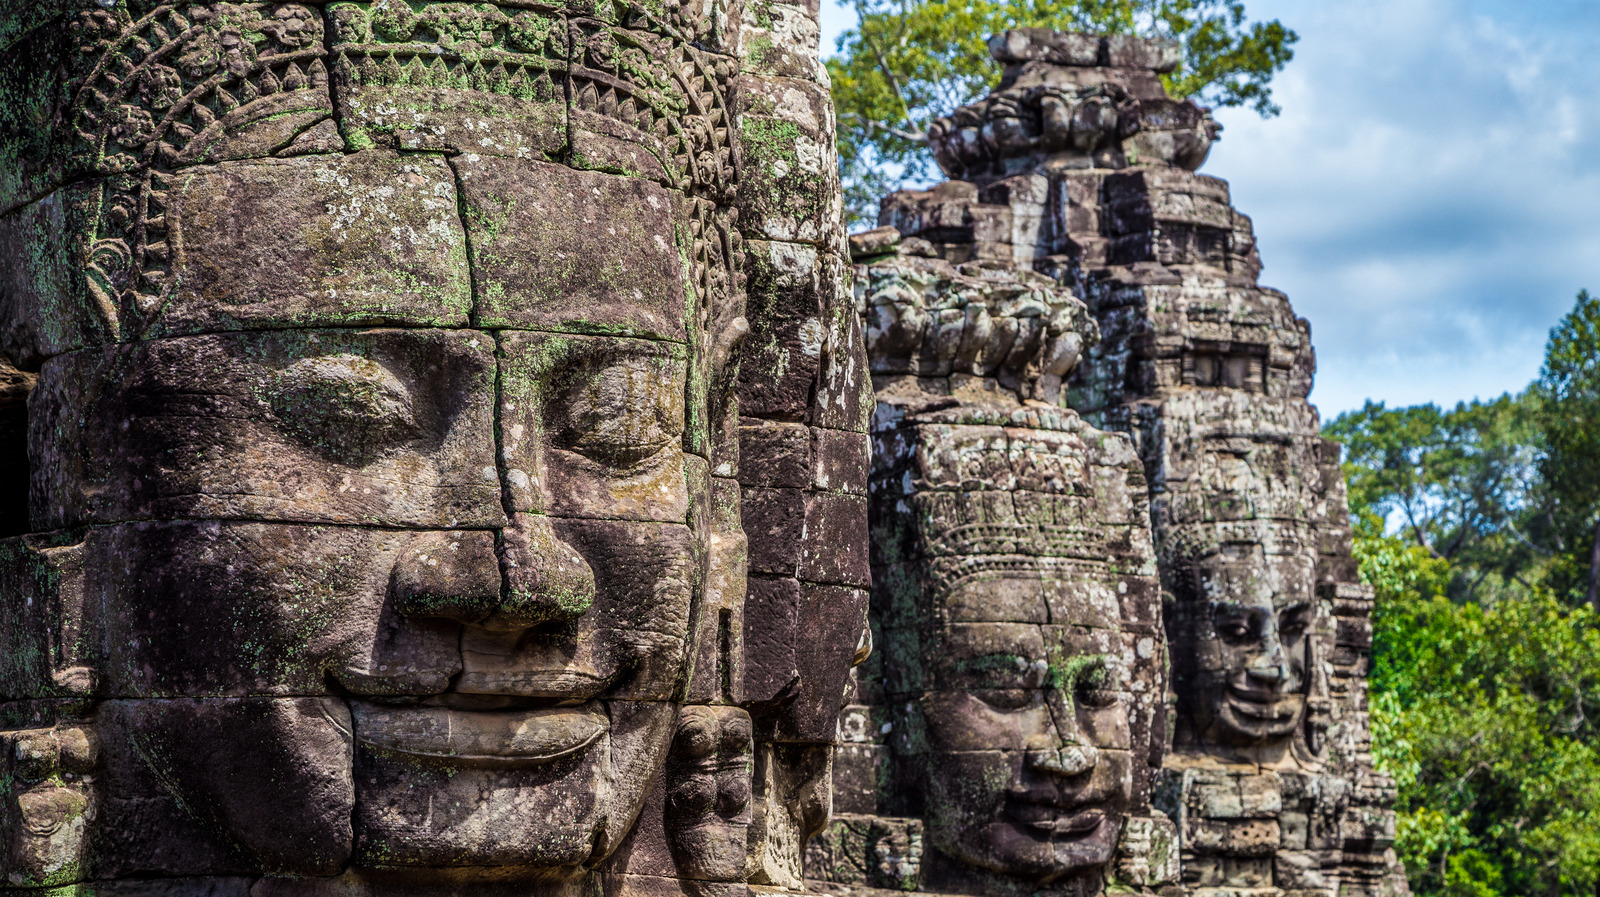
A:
955 653 1047 675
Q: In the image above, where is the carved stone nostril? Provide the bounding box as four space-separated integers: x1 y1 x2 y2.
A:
669 775 717 816
392 530 501 624
1029 745 1098 777
718 775 752 814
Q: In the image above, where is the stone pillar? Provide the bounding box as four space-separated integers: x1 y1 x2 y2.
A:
0 2 865 896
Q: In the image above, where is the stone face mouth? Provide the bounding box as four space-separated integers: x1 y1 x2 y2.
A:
1225 686 1304 721
1008 804 1108 838
1038 809 1107 837
351 701 606 767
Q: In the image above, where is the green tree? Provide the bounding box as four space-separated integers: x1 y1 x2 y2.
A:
1363 545 1600 896
826 0 1297 221
1336 288 1600 895
1325 395 1547 603
1535 289 1600 609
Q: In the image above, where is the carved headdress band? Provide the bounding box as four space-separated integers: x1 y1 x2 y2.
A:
857 251 1099 406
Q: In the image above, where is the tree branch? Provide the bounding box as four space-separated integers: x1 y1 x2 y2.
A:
853 0 924 141
1505 518 1553 557
856 115 927 144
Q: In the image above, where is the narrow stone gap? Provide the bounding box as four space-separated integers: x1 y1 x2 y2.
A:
445 155 484 331
719 606 734 702
560 16 576 168
489 336 518 525
0 359 34 538
0 172 108 221
443 150 517 531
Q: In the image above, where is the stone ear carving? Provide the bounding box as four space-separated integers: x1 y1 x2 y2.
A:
666 706 754 884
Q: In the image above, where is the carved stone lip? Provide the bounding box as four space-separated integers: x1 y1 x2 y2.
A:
1008 803 1108 837
453 669 609 700
1022 809 1107 837
1225 686 1304 720
351 700 607 767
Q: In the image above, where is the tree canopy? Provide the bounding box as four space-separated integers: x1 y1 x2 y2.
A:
826 0 1298 222
1535 290 1600 607
1333 290 1600 895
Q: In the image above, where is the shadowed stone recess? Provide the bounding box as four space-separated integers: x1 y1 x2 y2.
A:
0 2 866 897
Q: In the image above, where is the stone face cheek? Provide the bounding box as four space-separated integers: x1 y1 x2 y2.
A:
0 0 868 892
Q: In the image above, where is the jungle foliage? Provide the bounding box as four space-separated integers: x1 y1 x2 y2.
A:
1331 290 1600 896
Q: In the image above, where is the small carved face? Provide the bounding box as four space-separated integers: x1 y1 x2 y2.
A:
666 707 755 882
1173 550 1313 747
914 579 1132 884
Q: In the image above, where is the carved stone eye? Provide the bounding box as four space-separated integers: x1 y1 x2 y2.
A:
550 359 680 469
674 709 719 759
716 771 750 814
268 354 419 464
669 774 717 816
975 689 1037 712
1077 687 1121 710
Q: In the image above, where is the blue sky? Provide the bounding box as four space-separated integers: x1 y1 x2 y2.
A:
819 0 1600 419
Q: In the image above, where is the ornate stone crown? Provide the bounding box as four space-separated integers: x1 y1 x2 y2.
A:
853 232 1099 406
926 29 1221 183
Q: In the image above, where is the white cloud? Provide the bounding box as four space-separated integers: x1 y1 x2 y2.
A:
1205 0 1600 416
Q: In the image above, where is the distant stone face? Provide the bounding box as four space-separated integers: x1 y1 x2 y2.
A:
0 1 866 895
809 248 1167 897
1167 545 1315 750
814 27 1407 897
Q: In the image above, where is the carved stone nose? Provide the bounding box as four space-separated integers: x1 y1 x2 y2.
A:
1028 744 1099 777
494 513 596 629
392 531 502 625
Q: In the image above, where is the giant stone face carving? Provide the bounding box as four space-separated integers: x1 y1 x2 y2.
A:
915 571 1134 885
0 0 869 893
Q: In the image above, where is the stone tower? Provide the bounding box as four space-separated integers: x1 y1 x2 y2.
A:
813 28 1407 897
